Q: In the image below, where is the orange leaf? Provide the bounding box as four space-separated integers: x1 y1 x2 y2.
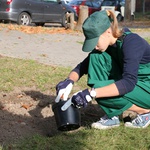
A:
21 104 33 109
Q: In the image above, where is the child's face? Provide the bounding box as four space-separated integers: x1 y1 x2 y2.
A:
95 28 115 52
95 33 110 52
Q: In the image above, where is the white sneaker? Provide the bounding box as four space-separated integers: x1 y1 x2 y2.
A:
125 113 150 128
91 115 120 129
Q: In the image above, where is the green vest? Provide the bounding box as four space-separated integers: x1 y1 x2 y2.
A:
86 32 150 118
87 31 132 88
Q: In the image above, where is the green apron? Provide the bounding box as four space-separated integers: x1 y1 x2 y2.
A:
87 32 150 118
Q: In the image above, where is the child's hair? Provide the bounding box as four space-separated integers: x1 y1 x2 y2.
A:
106 10 123 38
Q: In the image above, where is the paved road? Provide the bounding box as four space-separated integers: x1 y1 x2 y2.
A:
0 28 88 68
0 27 150 68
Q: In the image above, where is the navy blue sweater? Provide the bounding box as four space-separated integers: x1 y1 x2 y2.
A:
73 28 150 95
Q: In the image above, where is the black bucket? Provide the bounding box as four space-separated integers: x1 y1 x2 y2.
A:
52 100 81 131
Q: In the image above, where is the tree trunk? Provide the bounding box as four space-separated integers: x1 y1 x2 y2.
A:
66 13 74 30
124 0 131 21
142 0 145 14
75 5 88 31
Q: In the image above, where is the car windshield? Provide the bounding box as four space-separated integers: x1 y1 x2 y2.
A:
69 0 100 7
43 0 58 2
91 2 101 8
101 1 116 6
69 0 83 5
120 0 125 6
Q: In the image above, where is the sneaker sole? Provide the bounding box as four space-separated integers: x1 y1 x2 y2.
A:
91 124 120 130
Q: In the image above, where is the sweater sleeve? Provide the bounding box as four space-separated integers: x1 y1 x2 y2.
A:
115 33 149 95
72 55 90 78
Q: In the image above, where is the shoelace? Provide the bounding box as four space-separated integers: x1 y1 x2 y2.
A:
98 115 118 123
98 115 108 123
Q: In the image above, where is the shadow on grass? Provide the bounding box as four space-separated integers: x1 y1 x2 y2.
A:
0 89 105 149
0 90 56 146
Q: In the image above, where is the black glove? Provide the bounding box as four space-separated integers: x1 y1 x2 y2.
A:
55 78 74 102
72 89 92 108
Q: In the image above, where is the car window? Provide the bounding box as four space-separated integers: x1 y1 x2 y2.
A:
43 0 57 2
120 0 125 6
77 1 83 5
92 2 101 8
69 1 82 5
101 1 115 6
85 1 93 7
33 0 42 1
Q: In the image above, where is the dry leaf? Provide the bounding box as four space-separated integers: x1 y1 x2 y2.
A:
21 104 33 109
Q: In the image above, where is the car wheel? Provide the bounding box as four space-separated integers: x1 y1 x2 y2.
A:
62 13 68 28
17 12 31 25
35 23 45 26
117 14 122 22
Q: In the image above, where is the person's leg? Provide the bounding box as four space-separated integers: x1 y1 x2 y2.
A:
87 51 150 129
93 85 150 129
91 102 150 130
128 104 150 114
97 83 150 118
124 63 150 128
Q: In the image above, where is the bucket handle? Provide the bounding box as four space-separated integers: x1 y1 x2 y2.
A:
61 98 72 111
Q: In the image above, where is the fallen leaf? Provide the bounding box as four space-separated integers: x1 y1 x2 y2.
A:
21 104 33 109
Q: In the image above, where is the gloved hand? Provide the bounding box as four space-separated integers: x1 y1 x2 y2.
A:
72 89 92 108
55 78 74 102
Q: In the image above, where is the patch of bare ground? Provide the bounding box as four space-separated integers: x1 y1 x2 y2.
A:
0 87 104 145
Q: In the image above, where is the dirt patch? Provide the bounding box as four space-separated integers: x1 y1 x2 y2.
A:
0 86 137 146
0 87 103 146
0 87 55 144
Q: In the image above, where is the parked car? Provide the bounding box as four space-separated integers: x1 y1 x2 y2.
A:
0 0 77 27
101 0 135 21
68 0 101 16
101 0 123 21
62 0 72 4
101 0 122 12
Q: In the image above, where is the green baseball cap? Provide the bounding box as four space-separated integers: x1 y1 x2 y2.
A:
82 10 111 52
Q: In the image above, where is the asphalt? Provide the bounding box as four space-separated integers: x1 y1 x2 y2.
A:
0 28 87 68
0 27 150 68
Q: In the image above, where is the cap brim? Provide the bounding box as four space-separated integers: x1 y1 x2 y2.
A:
82 37 99 52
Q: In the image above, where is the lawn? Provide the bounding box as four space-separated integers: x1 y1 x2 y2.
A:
0 27 150 150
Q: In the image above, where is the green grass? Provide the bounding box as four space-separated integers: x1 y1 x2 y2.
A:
5 127 150 150
145 37 150 43
0 57 87 93
1 38 150 150
0 58 65 92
